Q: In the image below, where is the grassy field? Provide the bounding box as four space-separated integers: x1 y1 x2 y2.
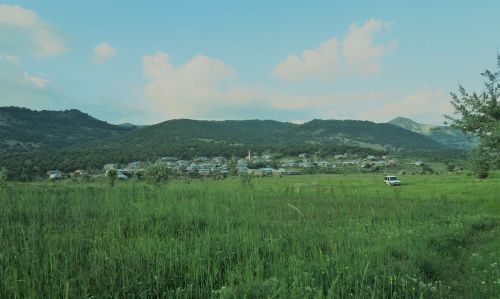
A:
1 173 499 298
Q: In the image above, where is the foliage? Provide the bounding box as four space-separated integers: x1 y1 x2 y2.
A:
106 169 117 187
0 107 463 180
0 107 134 154
446 54 500 177
389 116 480 150
144 163 169 184
420 164 435 174
0 168 7 190
470 148 490 179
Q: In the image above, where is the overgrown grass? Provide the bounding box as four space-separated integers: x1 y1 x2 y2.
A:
0 173 499 298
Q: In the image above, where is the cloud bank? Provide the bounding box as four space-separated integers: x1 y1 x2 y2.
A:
273 19 393 82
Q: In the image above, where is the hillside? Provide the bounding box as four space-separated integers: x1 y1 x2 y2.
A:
119 118 444 150
0 107 135 153
0 108 455 179
388 117 479 150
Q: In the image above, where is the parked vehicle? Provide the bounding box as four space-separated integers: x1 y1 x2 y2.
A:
117 172 128 180
384 175 401 186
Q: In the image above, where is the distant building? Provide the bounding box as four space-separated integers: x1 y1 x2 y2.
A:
103 163 118 171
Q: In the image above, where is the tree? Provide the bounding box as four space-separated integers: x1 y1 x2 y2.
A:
144 163 169 184
106 169 117 187
446 54 500 178
0 167 7 190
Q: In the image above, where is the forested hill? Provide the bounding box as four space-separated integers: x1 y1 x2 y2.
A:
388 117 479 150
117 118 445 151
0 107 135 153
0 107 457 179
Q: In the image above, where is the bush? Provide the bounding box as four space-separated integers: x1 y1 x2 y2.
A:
446 164 456 172
0 168 7 190
420 164 434 174
106 169 117 187
144 163 169 184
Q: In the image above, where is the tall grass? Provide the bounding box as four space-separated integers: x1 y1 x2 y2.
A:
0 173 499 298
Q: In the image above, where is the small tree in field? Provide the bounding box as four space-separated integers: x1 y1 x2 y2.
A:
106 169 117 187
144 163 169 185
446 54 500 178
0 168 7 190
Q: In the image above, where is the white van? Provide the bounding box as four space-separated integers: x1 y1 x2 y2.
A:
384 175 401 186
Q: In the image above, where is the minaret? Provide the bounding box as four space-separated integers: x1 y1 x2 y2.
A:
247 149 251 162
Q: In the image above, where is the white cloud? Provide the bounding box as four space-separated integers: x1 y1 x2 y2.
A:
272 38 340 82
273 19 393 82
359 90 452 124
343 18 392 75
23 71 48 88
143 52 249 118
0 4 65 57
0 4 36 27
93 42 116 64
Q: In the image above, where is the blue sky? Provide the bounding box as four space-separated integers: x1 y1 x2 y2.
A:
1 0 499 125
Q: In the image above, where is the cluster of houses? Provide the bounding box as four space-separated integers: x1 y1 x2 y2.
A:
47 152 404 180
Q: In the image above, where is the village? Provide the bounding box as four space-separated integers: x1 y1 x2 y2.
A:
45 151 411 180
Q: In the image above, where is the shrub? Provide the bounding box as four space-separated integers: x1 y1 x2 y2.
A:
144 163 169 184
106 169 117 187
0 168 7 190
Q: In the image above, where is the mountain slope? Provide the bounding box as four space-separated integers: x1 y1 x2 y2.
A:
388 117 479 150
0 106 135 153
114 118 446 152
0 108 457 180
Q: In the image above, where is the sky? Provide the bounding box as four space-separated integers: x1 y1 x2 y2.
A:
1 0 499 125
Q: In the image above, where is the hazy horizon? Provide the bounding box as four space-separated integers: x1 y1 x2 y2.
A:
1 1 499 126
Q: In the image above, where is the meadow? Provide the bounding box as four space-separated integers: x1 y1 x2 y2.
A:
1 173 499 298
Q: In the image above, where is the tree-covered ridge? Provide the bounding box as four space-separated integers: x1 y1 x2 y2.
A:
0 107 458 180
118 118 445 151
0 106 134 153
388 116 479 150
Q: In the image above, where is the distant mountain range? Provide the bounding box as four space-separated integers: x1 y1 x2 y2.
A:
0 106 449 153
387 117 479 150
0 106 468 179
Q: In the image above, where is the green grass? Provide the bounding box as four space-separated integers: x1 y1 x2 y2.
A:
1 173 499 298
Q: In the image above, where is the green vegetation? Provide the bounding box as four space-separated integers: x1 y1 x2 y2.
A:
1 173 499 298
0 107 133 154
1 107 465 181
0 167 7 190
388 117 479 150
446 54 500 178
144 163 170 184
106 169 117 187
